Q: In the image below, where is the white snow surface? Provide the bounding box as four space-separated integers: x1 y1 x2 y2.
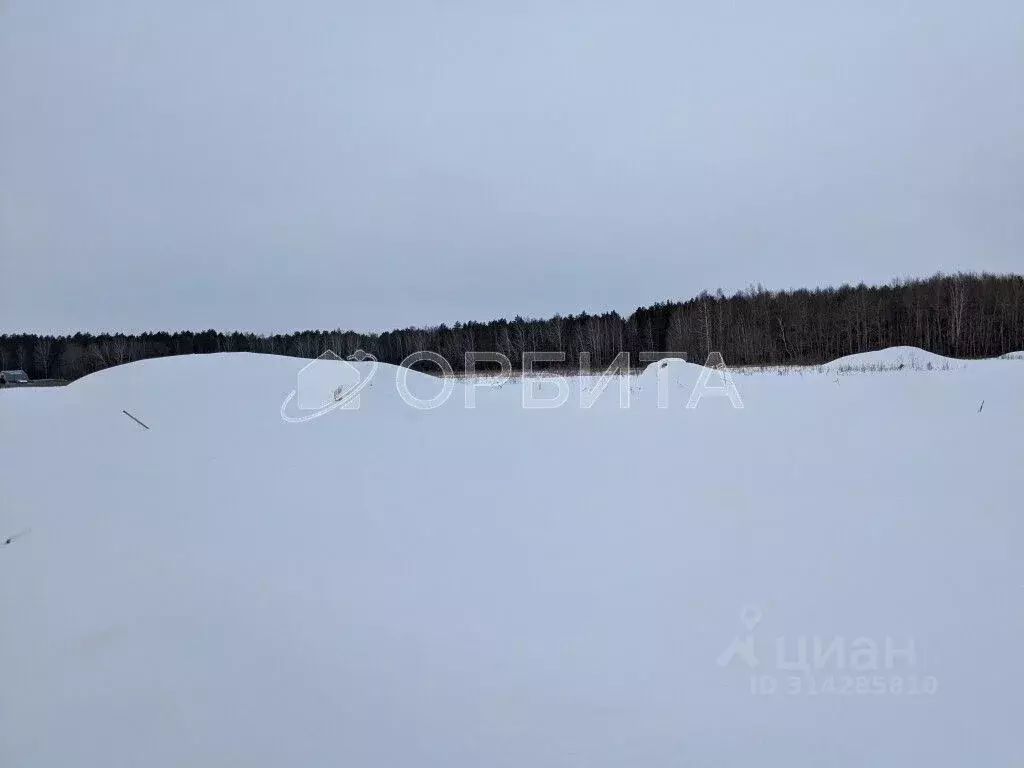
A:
2 349 1022 767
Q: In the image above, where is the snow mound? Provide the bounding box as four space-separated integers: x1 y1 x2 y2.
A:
69 351 439 404
70 351 414 394
999 350 1024 360
640 356 703 377
824 346 963 371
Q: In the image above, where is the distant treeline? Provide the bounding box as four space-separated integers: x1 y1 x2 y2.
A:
3 272 1023 381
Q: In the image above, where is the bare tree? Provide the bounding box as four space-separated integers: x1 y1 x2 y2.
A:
33 337 52 378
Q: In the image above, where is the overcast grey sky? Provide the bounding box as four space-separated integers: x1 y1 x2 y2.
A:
1 1 1022 334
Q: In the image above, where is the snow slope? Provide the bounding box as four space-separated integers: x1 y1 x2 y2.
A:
823 346 964 371
1 350 1022 767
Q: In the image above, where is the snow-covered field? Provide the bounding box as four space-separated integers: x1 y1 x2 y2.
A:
1 349 1022 767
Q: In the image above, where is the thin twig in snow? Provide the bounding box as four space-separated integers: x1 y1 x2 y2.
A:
122 410 150 430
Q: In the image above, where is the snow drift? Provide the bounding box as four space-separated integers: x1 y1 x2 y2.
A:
823 346 964 371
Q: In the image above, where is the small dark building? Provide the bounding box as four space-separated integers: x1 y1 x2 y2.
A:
0 370 29 385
